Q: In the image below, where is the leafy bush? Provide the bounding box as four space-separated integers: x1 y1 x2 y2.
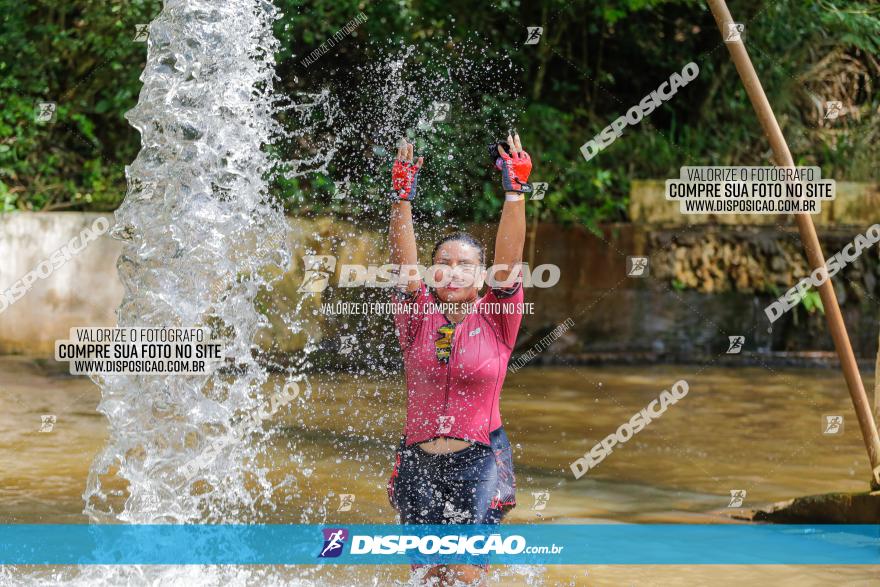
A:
1 0 877 226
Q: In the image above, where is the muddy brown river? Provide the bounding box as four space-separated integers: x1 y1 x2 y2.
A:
1 357 876 585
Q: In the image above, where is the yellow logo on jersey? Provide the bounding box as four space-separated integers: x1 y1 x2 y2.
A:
435 323 455 363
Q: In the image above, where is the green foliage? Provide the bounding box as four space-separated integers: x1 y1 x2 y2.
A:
800 289 825 314
0 0 158 211
1 0 878 225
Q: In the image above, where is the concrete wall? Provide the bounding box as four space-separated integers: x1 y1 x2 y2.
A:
0 213 123 355
1 210 877 361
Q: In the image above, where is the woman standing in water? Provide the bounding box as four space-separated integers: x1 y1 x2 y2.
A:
386 133 533 585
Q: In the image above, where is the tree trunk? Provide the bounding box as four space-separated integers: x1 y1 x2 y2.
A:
530 4 550 103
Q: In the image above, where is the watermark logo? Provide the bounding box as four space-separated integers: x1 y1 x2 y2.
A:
509 317 575 373
581 63 699 162
437 416 455 434
726 336 744 354
627 256 649 277
333 181 349 200
349 533 545 556
530 182 549 201
35 102 57 123
283 380 302 399
667 166 833 215
55 327 224 376
323 300 535 317
430 101 450 123
531 491 550 511
1 217 110 315
133 24 149 42
339 335 356 355
39 415 57 433
822 415 843 435
299 258 561 291
824 101 843 120
256 379 302 421
337 494 355 512
571 380 689 479
728 489 746 507
299 255 337 293
525 27 543 45
418 101 451 130
319 528 349 558
431 101 450 122
301 12 367 68
766 224 880 323
725 23 745 43
180 378 306 481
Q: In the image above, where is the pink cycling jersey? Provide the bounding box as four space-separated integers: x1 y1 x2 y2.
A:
391 280 524 446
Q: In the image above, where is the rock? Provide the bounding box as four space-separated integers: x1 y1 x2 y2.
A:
728 491 880 523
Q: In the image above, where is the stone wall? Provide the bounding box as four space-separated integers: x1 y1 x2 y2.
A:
1 210 877 363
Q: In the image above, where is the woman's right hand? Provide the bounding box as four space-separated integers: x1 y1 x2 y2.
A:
392 139 424 202
388 139 421 285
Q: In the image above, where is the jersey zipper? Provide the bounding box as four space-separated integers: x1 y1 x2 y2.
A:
441 317 461 425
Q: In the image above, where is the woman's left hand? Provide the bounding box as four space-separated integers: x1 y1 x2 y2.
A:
495 132 532 194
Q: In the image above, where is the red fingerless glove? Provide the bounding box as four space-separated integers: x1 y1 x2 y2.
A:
495 150 533 193
391 159 421 201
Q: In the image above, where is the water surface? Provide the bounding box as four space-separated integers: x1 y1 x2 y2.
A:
1 357 875 584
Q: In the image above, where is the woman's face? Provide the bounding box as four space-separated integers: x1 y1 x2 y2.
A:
432 240 485 303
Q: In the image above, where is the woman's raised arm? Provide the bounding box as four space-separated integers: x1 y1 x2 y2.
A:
492 132 530 284
389 140 423 293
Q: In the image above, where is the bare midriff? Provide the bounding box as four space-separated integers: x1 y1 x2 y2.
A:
417 437 473 454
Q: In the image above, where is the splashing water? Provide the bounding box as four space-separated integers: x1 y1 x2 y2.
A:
0 4 552 584
86 0 292 526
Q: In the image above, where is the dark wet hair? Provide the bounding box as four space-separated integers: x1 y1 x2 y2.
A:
431 232 486 265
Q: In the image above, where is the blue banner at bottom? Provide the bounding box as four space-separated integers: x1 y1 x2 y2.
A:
0 524 877 565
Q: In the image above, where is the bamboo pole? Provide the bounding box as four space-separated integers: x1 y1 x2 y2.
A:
707 0 880 489
875 333 880 427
